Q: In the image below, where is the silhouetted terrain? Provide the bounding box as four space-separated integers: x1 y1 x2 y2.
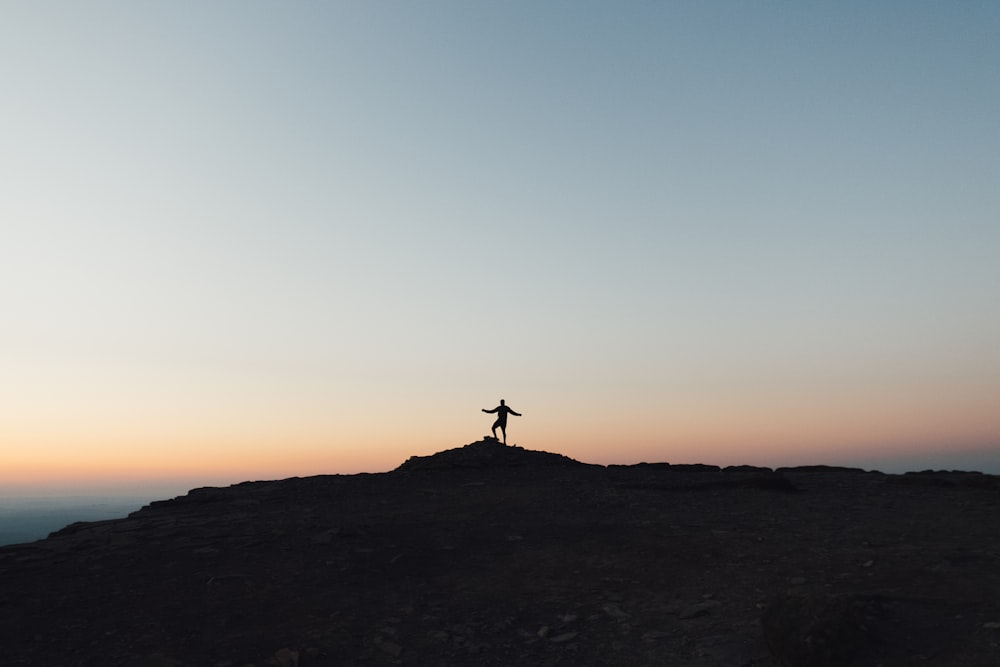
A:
2 439 1000 666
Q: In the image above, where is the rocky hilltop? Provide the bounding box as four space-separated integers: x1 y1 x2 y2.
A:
2 439 1000 666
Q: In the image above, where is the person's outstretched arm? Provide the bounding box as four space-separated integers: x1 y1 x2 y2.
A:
482 407 498 413
510 409 522 416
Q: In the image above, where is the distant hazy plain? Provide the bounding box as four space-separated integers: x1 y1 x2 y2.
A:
0 496 154 546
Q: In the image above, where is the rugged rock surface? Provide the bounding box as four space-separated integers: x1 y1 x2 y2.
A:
397 438 587 471
2 439 1000 666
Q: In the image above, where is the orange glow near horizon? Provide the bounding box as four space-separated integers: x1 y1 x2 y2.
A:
3 357 998 493
3 398 997 495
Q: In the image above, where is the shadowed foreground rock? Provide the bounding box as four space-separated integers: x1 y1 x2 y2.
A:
2 440 1000 666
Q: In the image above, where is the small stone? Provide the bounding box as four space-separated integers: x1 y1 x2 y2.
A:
679 600 722 620
273 648 299 667
377 640 402 657
537 625 549 638
550 632 578 643
312 528 340 544
602 603 630 620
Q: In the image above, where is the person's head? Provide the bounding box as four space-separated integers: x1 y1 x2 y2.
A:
500 399 505 405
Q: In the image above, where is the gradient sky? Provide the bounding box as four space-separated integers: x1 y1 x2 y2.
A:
2 2 998 495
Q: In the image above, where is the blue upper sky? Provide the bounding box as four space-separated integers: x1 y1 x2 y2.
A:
2 2 998 490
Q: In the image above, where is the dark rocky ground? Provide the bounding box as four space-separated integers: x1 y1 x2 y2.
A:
3 438 1000 666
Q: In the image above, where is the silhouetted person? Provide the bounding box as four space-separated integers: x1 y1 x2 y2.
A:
482 399 521 444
